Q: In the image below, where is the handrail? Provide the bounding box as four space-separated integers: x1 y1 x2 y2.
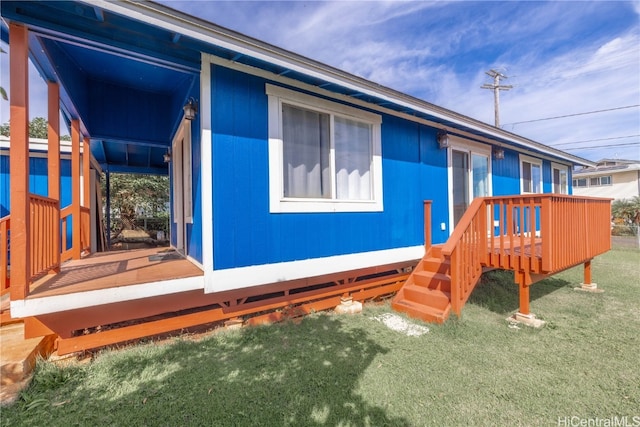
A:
29 194 60 280
441 197 487 315
0 215 9 294
440 194 611 316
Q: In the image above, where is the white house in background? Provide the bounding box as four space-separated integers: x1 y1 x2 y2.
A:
572 159 640 200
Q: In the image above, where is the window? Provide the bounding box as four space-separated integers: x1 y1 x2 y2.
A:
551 162 569 194
520 155 542 194
589 175 612 186
573 178 587 187
267 84 383 213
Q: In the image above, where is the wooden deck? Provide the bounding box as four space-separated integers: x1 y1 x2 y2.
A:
28 248 203 299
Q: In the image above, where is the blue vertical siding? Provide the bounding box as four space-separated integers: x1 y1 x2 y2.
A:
209 65 451 270
0 154 9 218
207 64 579 271
1 154 73 214
491 149 521 196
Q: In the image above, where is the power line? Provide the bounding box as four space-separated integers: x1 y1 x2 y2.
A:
563 142 640 151
502 104 640 127
551 134 640 147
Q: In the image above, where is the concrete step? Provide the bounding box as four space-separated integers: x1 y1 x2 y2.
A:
1 322 56 399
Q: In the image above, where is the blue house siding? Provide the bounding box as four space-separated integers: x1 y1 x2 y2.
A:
209 65 452 270
491 148 521 196
1 153 73 216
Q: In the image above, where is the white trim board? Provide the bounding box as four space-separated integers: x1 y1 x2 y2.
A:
204 245 424 294
10 275 205 318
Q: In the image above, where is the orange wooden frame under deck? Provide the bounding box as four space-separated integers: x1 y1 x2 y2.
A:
24 261 416 355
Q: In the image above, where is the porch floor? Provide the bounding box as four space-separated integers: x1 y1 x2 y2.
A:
28 248 203 299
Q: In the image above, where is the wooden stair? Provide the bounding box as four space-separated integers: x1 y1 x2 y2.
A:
392 245 457 324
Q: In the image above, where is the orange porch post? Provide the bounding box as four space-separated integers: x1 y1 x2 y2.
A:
71 119 81 260
9 23 30 301
424 200 432 253
48 81 61 271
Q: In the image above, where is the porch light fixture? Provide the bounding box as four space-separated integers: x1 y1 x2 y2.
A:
183 97 198 121
493 147 505 160
163 150 171 163
437 131 450 149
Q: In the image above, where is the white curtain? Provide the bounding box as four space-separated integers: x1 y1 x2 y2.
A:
282 105 330 198
334 117 371 200
472 154 488 198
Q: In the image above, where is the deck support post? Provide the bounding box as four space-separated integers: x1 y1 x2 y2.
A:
508 271 545 328
106 170 111 250
48 81 61 273
71 119 81 260
9 23 31 301
575 259 603 293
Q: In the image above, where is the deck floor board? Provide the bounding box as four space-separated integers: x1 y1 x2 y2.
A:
28 248 203 299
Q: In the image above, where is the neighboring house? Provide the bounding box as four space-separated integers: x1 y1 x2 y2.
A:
0 1 611 353
572 159 640 200
0 135 102 253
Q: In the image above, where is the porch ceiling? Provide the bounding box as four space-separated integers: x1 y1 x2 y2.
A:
1 0 201 175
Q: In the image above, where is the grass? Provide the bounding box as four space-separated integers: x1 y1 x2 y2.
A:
2 248 639 426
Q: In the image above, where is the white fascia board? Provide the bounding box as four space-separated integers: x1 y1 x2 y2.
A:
573 164 640 177
88 1 593 168
204 245 424 294
10 276 205 318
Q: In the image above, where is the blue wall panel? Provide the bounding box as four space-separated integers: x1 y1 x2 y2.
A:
0 154 9 218
491 149 521 196
209 65 454 270
1 155 73 215
208 65 574 270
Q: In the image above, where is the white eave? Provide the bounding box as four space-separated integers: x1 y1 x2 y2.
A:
88 0 594 167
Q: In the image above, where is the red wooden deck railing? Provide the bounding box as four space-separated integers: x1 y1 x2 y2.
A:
29 194 60 281
443 195 611 316
60 206 73 263
80 206 91 254
1 216 9 295
3 199 91 298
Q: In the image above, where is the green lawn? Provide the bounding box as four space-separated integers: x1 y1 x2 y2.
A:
2 249 639 426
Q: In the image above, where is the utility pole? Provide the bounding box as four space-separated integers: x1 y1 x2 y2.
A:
481 69 513 127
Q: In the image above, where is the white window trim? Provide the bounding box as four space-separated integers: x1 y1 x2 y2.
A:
551 162 569 194
446 136 492 232
519 154 543 194
266 83 383 213
172 119 194 224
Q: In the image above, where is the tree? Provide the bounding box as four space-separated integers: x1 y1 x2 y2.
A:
105 173 169 236
1 116 71 140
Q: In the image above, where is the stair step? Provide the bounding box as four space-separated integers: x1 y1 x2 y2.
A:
413 271 451 292
401 285 451 311
429 245 444 259
422 257 451 275
391 298 450 324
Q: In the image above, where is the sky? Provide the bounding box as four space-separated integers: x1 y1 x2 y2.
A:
1 0 639 162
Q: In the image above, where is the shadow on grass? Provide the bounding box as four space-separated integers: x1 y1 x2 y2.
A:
467 270 571 315
8 315 411 426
